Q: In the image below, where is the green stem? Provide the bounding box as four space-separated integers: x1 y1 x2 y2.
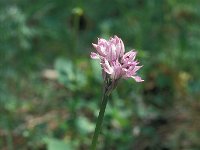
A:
90 88 109 150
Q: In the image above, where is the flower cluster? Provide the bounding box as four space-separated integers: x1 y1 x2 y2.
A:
91 36 144 83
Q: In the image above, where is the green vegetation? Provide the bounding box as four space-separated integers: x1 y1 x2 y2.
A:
0 0 200 149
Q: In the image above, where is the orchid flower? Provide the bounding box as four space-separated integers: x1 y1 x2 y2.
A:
90 36 144 150
91 35 143 84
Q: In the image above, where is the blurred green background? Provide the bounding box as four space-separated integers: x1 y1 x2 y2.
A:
0 0 200 150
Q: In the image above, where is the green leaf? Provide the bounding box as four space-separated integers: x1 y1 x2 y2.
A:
76 116 95 135
46 138 72 150
55 58 87 91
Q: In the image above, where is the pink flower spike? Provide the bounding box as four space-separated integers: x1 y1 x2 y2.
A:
91 35 144 82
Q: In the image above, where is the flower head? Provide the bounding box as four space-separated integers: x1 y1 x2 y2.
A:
91 36 125 61
91 35 144 85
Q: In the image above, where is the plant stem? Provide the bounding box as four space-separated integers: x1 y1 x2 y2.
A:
90 88 109 150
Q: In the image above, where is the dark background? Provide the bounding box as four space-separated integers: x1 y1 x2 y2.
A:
0 0 200 150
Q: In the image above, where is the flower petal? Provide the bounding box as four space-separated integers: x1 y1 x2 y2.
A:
102 60 113 74
90 52 99 59
131 76 144 82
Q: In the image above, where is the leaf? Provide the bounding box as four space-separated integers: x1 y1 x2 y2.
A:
54 58 87 91
76 116 95 135
46 138 72 150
